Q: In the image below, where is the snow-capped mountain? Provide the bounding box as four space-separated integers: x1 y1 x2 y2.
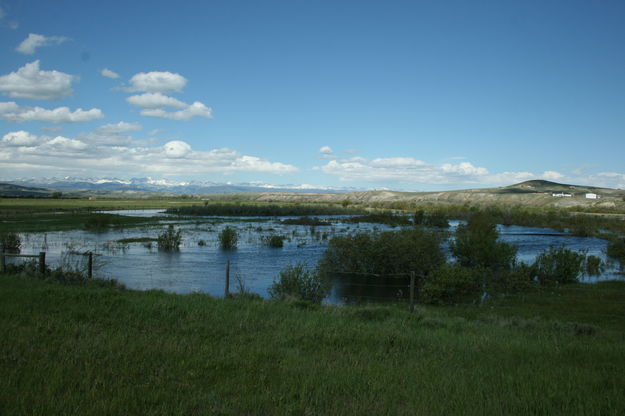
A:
3 177 360 194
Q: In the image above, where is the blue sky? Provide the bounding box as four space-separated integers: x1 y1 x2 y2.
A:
1 0 624 190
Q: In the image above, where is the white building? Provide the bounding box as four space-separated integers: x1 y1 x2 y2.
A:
552 192 572 197
585 193 600 199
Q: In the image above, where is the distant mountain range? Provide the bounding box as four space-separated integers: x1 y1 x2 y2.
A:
0 177 360 196
1 179 623 208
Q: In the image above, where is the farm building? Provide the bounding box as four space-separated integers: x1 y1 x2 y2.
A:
585 193 600 199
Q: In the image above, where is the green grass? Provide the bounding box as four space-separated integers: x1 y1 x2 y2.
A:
165 202 365 217
1 274 624 415
0 197 202 212
0 212 157 233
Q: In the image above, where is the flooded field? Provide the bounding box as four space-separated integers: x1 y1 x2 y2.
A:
9 210 624 301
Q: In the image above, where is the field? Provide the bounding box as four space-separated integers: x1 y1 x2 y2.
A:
1 274 624 415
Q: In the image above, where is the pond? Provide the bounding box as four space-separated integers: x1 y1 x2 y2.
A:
10 210 624 302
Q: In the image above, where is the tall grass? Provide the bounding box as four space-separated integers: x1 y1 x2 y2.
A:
0 274 624 415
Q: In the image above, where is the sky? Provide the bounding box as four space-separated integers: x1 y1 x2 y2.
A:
0 0 624 191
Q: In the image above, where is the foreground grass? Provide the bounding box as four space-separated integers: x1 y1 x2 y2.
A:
1 275 624 415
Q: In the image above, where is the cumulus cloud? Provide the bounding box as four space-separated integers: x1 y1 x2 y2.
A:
127 71 187 93
1 131 87 153
0 101 103 123
139 101 212 121
47 136 88 151
16 33 69 54
0 129 298 177
317 156 493 185
2 130 39 146
126 92 187 109
319 146 333 154
100 68 119 79
0 60 76 100
78 122 143 147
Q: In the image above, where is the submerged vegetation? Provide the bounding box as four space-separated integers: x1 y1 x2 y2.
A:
157 225 182 251
0 232 21 252
219 226 238 249
262 234 286 248
280 216 331 226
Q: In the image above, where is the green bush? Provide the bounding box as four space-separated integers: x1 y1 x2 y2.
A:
318 228 445 277
584 255 603 276
1 232 21 252
607 238 625 268
420 264 480 305
450 214 517 272
157 225 182 251
489 263 535 293
533 246 584 285
263 234 285 248
268 263 329 303
219 226 238 250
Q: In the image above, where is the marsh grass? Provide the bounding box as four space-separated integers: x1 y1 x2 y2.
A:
0 275 624 415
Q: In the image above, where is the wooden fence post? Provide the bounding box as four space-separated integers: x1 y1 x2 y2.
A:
224 259 230 298
0 252 5 273
409 271 416 313
38 252 46 276
87 252 93 279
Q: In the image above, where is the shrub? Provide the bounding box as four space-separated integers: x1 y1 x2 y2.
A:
1 232 21 252
318 228 445 278
533 246 584 285
219 226 238 249
420 264 480 305
268 263 329 303
489 263 535 293
607 238 625 268
450 214 517 272
263 234 285 248
158 225 182 251
584 255 603 276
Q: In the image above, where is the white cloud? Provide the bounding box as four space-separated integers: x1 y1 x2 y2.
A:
2 130 39 146
16 33 69 55
0 129 297 177
127 71 187 93
0 60 76 100
163 140 192 158
319 146 333 154
0 101 103 123
317 157 493 184
47 136 88 151
126 92 187 109
140 101 212 121
541 171 564 181
100 68 120 79
95 122 142 134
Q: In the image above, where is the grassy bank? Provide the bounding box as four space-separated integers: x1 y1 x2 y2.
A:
1 274 624 415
